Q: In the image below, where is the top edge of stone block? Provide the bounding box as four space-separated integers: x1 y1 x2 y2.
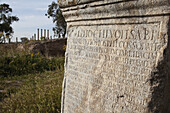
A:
58 0 98 8
58 0 170 8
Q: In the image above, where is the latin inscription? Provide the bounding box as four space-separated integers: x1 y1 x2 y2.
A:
64 23 162 112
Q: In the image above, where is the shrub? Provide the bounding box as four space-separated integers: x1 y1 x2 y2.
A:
0 54 65 77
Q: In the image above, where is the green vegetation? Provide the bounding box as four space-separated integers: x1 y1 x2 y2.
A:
0 3 19 43
0 2 66 112
0 44 65 112
0 44 19 57
0 54 64 77
46 1 66 38
40 36 45 40
0 70 64 113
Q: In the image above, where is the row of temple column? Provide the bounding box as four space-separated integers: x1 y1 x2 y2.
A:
30 29 51 40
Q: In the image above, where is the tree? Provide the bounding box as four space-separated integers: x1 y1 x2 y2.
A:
0 3 19 43
46 2 66 38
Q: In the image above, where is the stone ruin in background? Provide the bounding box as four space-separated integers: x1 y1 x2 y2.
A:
58 0 170 113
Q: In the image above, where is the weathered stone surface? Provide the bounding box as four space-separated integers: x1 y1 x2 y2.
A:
59 0 170 113
17 39 67 57
30 39 67 57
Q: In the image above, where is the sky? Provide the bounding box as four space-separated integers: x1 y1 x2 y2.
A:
0 0 56 42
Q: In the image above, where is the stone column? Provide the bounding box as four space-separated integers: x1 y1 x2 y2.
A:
37 28 39 40
44 29 46 39
8 38 11 44
41 29 43 40
3 37 5 43
47 30 49 40
34 34 36 40
16 37 18 43
59 0 170 113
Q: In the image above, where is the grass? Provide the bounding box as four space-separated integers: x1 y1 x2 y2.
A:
0 69 64 113
0 43 65 112
0 44 21 57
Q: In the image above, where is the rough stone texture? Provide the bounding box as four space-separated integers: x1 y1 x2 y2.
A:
31 39 67 57
16 39 67 57
59 0 170 113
